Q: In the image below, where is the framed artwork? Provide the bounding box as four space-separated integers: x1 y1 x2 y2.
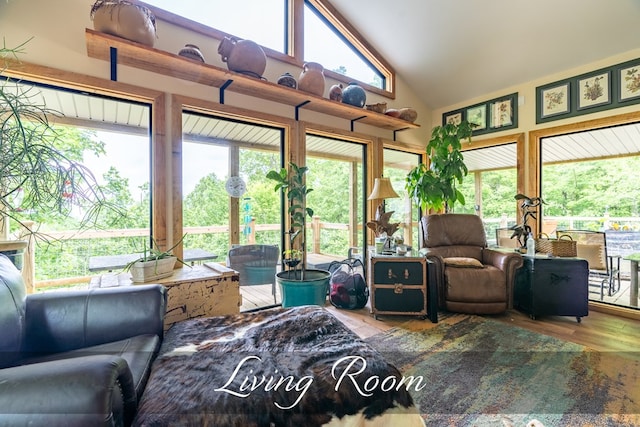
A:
490 97 513 128
577 71 611 110
443 111 463 126
540 82 570 119
466 104 487 130
619 62 640 102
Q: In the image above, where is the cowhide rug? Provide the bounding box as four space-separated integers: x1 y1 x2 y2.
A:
134 306 424 427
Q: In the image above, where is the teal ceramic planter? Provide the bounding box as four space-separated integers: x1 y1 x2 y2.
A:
276 269 330 308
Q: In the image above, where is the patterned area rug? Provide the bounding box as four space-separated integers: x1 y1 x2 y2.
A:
365 314 640 427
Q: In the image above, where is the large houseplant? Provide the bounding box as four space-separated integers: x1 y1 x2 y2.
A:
266 162 330 307
405 120 474 213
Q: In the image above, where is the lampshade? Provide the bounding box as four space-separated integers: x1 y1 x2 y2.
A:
367 177 399 200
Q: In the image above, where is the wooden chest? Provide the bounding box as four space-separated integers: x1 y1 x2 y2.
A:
90 263 241 330
368 255 437 322
514 256 589 322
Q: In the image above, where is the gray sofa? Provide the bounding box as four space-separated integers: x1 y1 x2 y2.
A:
0 254 166 426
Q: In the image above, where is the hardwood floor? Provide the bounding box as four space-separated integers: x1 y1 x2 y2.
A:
240 284 640 354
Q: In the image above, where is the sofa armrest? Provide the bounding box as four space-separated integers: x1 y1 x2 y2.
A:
0 355 136 427
24 284 166 354
482 249 524 308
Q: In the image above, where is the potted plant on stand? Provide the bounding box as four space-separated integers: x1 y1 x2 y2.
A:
125 237 187 283
405 120 475 214
266 162 331 307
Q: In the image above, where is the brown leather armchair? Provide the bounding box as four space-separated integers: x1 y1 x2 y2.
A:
420 214 523 314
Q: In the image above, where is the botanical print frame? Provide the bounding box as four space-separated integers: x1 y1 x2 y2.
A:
619 62 640 102
540 82 570 119
577 71 611 110
466 104 487 130
443 111 463 126
490 97 513 128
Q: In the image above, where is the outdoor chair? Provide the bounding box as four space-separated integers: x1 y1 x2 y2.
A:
227 244 279 303
495 227 520 249
557 229 621 300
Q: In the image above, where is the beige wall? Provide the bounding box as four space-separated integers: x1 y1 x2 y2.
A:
0 0 431 149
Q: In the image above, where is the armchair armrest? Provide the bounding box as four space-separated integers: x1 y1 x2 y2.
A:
0 355 136 427
24 284 166 354
420 249 446 308
482 248 524 308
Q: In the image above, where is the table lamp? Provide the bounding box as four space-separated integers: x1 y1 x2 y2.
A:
367 177 400 251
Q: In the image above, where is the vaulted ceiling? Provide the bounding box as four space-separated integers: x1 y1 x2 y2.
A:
331 0 640 110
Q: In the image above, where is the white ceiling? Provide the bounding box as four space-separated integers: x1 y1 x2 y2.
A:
331 0 640 110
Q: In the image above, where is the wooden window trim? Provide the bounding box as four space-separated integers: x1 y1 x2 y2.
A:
141 0 395 99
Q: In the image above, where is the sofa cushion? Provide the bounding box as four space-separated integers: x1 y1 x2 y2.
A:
444 257 484 268
20 334 160 399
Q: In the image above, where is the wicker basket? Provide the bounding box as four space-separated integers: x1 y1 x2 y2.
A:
535 233 577 257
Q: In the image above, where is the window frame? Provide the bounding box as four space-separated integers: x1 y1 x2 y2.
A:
141 0 396 99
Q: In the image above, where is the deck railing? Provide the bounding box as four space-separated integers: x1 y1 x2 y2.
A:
18 214 640 292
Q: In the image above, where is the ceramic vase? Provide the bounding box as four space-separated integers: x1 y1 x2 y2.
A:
178 44 205 63
298 62 325 97
329 84 343 102
277 72 297 89
342 82 366 108
91 0 157 47
218 36 267 79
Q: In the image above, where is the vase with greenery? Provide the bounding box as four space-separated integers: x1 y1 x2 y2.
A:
266 162 330 307
124 236 187 282
405 120 474 213
1 41 119 253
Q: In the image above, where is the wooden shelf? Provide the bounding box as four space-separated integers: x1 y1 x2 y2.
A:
85 29 419 132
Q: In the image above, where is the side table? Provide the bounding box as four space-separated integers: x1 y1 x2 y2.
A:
514 255 589 322
368 253 438 322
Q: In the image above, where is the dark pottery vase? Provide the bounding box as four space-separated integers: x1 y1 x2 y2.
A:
342 82 366 108
277 72 297 89
178 44 205 63
218 36 267 79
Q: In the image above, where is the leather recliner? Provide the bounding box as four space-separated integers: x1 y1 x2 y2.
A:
0 254 167 426
420 214 523 314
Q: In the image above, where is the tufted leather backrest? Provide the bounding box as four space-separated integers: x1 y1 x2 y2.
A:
421 214 487 248
0 254 26 368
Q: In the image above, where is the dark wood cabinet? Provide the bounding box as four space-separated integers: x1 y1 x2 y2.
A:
369 255 437 322
514 256 589 322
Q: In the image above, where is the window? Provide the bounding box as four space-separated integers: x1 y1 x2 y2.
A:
304 2 384 89
305 133 366 260
458 143 519 243
6 81 152 284
143 0 285 52
383 148 421 248
143 0 394 96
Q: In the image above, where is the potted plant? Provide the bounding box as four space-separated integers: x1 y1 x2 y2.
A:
266 162 330 307
405 120 474 213
125 236 187 283
1 41 118 266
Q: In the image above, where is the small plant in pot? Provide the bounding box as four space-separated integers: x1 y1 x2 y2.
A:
124 236 187 283
266 162 330 307
405 120 474 213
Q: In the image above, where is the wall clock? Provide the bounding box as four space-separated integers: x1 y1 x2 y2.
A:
225 176 246 198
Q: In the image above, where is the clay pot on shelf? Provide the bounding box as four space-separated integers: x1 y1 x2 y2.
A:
218 36 267 79
341 82 366 108
277 72 297 89
398 108 418 122
365 102 387 113
298 62 325 97
178 44 205 63
329 84 343 102
91 0 157 47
